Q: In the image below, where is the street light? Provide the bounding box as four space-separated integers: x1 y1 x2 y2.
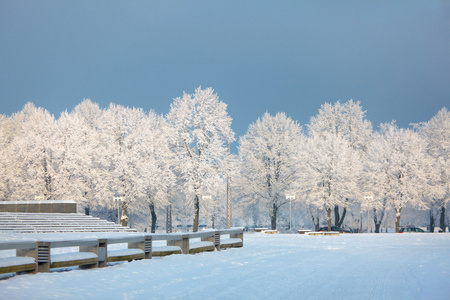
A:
286 194 296 233
202 195 212 228
114 197 123 225
364 193 374 233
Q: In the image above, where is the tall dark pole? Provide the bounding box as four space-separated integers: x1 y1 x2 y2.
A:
166 204 172 233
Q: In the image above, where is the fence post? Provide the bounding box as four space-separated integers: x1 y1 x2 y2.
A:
35 242 51 273
143 235 152 259
214 231 221 251
98 239 107 267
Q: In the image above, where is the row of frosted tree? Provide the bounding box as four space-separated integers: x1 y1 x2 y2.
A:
0 87 448 233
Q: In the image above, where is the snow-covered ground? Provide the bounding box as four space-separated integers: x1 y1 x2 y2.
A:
1 233 449 299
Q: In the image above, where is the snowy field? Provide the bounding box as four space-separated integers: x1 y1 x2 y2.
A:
1 233 449 300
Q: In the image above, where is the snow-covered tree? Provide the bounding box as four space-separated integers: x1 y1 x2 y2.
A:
414 107 450 232
309 100 372 152
302 133 361 231
129 111 176 233
166 87 235 232
237 112 304 230
363 132 391 233
99 104 150 226
8 103 60 200
0 114 12 200
367 122 429 233
308 100 372 227
67 99 105 214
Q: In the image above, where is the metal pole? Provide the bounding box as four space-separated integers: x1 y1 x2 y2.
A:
203 195 212 229
114 197 123 225
286 195 295 234
226 142 232 229
290 198 292 234
166 204 172 233
364 193 373 233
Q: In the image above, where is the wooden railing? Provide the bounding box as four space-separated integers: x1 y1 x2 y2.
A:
0 228 244 276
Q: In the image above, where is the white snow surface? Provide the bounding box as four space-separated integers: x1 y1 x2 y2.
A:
0 256 35 268
0 233 449 299
108 249 144 258
50 252 97 263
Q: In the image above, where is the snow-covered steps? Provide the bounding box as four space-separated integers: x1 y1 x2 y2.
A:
0 212 137 233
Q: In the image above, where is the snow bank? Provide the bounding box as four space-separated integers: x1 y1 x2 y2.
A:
0 233 449 299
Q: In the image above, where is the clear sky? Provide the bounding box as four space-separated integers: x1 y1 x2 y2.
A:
1 0 449 141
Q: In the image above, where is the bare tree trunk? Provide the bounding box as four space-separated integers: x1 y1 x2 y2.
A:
334 205 347 227
149 202 157 233
193 195 199 232
395 207 402 233
429 210 435 233
326 207 332 231
374 222 380 233
334 205 340 226
373 198 387 233
439 205 446 232
373 207 385 233
121 202 129 227
311 213 320 231
271 203 278 230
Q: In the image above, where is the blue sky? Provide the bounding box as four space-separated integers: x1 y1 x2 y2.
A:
1 0 449 141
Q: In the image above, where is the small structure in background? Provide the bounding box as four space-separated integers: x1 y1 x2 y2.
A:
0 200 77 214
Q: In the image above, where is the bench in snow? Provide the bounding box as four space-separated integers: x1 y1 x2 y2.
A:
307 231 340 236
150 231 216 255
105 235 149 263
216 228 244 249
151 234 183 257
0 227 245 277
0 240 36 274
29 239 100 272
151 245 182 257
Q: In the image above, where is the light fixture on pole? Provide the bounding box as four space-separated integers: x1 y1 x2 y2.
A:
202 195 212 228
286 194 296 234
364 193 374 233
114 197 123 225
226 141 232 229
166 204 172 233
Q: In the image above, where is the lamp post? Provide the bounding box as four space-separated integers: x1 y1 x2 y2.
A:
286 194 296 233
114 197 123 224
226 141 232 229
203 195 212 228
364 193 373 233
166 204 172 233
